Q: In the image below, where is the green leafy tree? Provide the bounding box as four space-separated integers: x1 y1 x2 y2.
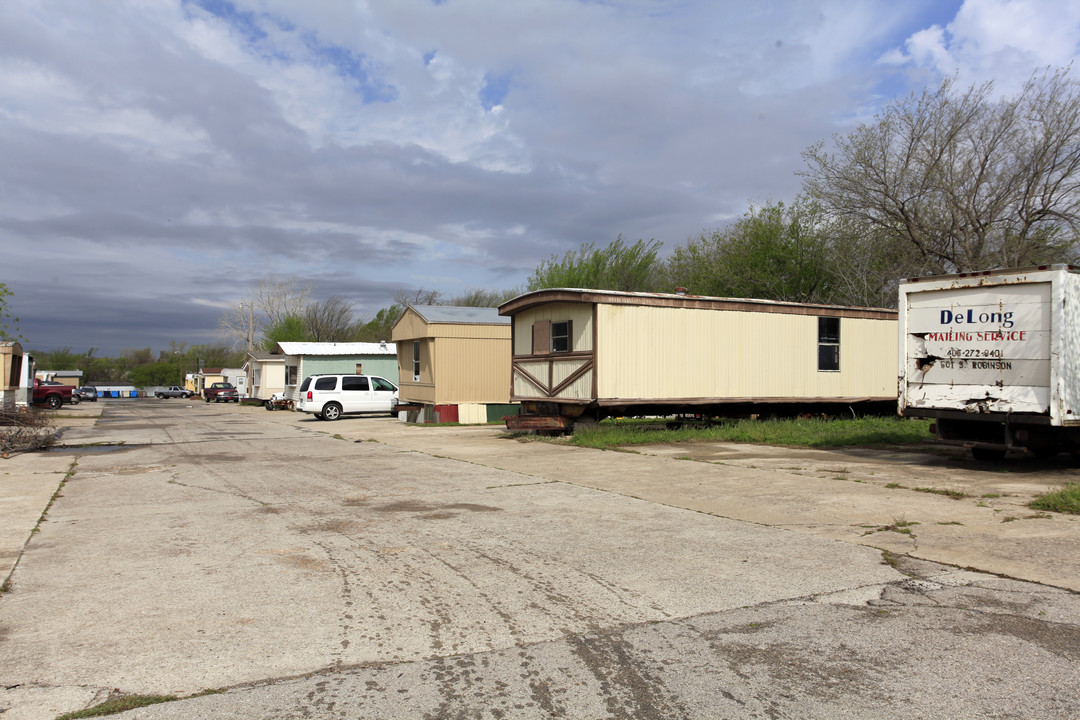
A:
354 305 404 342
130 362 178 387
665 199 838 303
0 283 18 340
527 236 663 292
262 316 309 350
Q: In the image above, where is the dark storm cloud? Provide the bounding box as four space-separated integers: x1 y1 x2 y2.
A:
3 0 1073 355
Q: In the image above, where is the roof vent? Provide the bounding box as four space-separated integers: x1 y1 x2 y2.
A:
675 287 688 296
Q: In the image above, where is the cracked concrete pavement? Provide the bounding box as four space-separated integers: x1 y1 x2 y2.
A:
1 400 1078 719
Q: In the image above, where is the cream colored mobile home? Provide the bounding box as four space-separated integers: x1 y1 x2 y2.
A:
498 289 898 429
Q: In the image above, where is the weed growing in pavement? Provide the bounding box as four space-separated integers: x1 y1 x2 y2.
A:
567 416 933 450
981 493 1001 499
885 482 902 489
1029 484 1080 515
913 486 968 500
1002 516 1018 523
937 521 964 526
56 694 179 719
864 517 920 537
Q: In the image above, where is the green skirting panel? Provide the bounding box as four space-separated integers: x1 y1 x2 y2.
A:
486 404 520 423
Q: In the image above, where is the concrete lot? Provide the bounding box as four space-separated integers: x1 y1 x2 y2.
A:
1 399 1079 719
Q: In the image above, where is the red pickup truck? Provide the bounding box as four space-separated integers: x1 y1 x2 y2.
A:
203 382 239 403
33 379 76 409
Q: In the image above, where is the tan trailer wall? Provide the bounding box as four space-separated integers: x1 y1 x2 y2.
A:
513 303 593 355
392 308 428 340
433 337 511 404
397 338 435 404
595 304 896 400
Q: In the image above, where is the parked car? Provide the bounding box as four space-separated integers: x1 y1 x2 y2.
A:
32 379 76 409
203 382 236 402
76 386 98 402
156 386 193 399
295 374 398 421
208 387 240 403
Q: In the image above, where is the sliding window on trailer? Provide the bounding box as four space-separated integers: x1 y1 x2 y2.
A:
818 317 840 371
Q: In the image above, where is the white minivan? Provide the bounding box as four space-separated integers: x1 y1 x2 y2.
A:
295 374 398 421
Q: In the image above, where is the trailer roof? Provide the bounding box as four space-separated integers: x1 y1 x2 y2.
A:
901 264 1076 285
498 288 897 320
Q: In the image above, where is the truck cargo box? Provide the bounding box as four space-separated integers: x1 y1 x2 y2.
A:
898 265 1080 458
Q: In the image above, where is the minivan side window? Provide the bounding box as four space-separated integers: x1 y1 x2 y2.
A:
314 376 338 390
341 376 369 391
372 377 397 392
299 377 312 392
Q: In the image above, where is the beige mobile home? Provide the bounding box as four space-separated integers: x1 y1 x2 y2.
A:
391 305 516 424
498 288 898 429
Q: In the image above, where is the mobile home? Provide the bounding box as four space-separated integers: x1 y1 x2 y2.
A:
498 288 898 429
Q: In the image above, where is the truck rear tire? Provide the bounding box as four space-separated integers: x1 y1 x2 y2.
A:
44 395 62 410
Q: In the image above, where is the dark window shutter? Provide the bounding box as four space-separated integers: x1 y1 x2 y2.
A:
533 320 551 354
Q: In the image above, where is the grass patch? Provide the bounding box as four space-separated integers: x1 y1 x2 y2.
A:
885 482 903 489
1029 484 1080 515
864 518 920 536
56 694 179 719
913 486 968 500
569 416 932 450
981 493 1001 499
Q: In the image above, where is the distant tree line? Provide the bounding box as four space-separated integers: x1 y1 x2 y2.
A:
30 343 244 387
24 67 1080 382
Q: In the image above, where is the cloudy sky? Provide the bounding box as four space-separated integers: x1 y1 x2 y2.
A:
3 0 1079 355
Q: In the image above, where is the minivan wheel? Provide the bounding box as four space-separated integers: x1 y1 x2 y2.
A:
322 403 342 421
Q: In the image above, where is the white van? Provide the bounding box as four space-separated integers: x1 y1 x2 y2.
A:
295 374 398 421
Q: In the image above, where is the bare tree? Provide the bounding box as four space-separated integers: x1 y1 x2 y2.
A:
303 296 358 342
219 275 313 349
393 288 443 308
801 67 1080 273
447 288 522 306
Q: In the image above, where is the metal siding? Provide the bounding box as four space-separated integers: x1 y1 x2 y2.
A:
429 324 511 340
391 308 429 341
900 274 1058 416
512 303 593 355
596 304 896 399
435 337 512 404
457 403 488 424
550 358 593 399
398 339 434 404
514 361 550 396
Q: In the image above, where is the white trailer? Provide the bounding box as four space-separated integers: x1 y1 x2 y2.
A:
898 265 1080 459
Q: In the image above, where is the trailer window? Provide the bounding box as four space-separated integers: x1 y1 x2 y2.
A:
412 341 421 381
552 321 571 352
286 366 298 385
818 317 840 371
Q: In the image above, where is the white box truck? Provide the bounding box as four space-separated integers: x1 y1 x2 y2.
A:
898 265 1080 460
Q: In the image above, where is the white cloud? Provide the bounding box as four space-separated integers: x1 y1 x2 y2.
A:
888 0 1080 92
